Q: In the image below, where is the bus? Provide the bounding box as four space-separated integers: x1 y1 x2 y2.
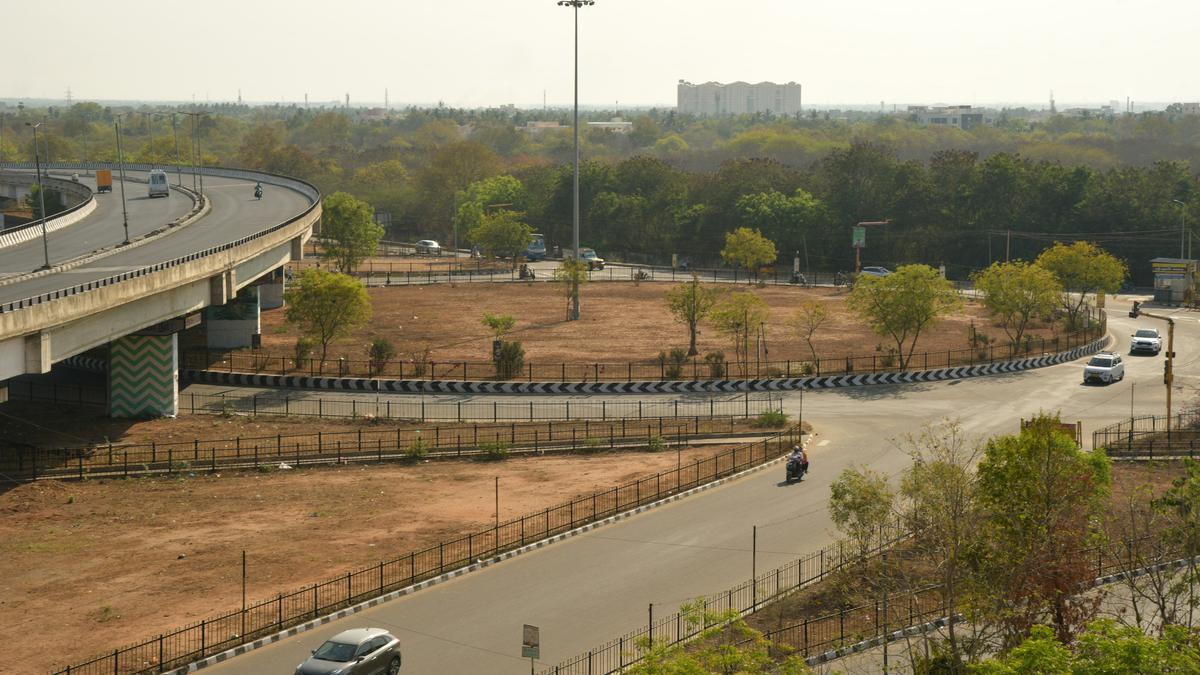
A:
147 169 170 198
526 233 546 261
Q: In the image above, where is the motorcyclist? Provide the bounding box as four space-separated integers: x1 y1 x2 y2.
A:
788 445 809 473
254 182 263 199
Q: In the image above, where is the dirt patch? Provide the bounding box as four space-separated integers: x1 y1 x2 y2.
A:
0 444 744 673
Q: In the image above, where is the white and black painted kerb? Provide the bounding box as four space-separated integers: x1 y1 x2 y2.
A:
182 335 1110 394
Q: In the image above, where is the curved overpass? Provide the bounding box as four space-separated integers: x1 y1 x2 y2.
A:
0 163 320 416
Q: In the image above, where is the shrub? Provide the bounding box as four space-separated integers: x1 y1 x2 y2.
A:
658 347 689 379
798 361 816 376
496 340 526 380
479 441 510 461
703 351 727 378
405 436 429 459
407 344 432 377
753 409 789 428
368 338 396 375
581 436 604 453
294 337 314 368
879 349 897 369
647 435 667 453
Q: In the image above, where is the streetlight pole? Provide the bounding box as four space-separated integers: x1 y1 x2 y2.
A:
25 122 51 269
114 117 131 245
178 111 205 198
558 0 593 321
1174 199 1188 260
153 111 183 186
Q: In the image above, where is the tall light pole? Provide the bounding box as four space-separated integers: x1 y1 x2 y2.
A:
152 111 183 186
1174 199 1188 260
115 116 131 245
177 111 206 198
25 121 51 269
558 0 593 321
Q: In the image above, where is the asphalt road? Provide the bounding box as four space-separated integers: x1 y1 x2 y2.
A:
194 296 1195 674
0 169 312 304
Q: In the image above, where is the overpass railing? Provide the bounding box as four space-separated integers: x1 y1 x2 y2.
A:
0 169 97 247
0 164 319 315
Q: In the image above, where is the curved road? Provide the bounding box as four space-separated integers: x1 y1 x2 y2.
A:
193 296 1193 674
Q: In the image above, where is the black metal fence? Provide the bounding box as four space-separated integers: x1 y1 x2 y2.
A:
4 415 768 482
183 317 1105 383
52 426 801 675
1092 412 1200 457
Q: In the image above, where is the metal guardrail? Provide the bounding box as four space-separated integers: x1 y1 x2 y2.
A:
0 163 319 315
52 425 801 675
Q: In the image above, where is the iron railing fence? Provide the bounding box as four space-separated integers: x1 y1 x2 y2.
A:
1092 411 1200 457
5 380 779 422
4 415 770 482
183 318 1105 383
538 520 909 674
288 257 510 277
51 426 801 675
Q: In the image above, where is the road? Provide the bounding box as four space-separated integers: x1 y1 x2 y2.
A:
196 296 1197 674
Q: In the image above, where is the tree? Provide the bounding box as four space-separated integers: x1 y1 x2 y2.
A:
975 414 1111 647
24 184 65 220
453 175 528 240
553 259 590 322
709 291 770 375
481 312 516 340
1034 241 1126 328
973 621 1200 674
829 466 895 561
1155 459 1200 628
664 275 723 356
627 604 811 675
789 301 829 363
283 269 372 361
720 227 777 280
973 261 1063 349
321 192 383 273
847 264 961 370
468 210 534 267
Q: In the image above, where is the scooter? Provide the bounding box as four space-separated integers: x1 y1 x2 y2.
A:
785 457 808 483
254 185 263 200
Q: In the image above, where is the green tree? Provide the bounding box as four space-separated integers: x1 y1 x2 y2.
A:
720 227 777 280
973 261 1063 348
975 414 1111 647
789 301 829 363
627 604 811 675
973 621 1200 674
847 264 961 370
24 184 65 220
1034 241 1126 328
455 175 529 246
829 466 895 561
554 259 589 322
321 191 383 273
283 269 372 361
469 210 534 267
664 275 723 356
481 312 516 340
709 291 770 375
1154 459 1200 628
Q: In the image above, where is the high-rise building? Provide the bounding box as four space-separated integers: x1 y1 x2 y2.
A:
677 80 802 116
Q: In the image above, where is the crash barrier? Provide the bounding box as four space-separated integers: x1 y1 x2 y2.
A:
0 170 97 249
1092 411 1200 457
0 162 318 314
5 378 779 421
3 415 776 482
183 314 1105 384
52 425 801 675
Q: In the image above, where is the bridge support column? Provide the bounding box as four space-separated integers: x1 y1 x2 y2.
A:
205 286 261 349
108 334 178 418
258 268 286 310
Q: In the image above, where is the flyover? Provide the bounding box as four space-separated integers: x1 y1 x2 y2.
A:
0 162 320 417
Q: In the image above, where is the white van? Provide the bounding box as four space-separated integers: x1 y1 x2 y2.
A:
147 169 170 198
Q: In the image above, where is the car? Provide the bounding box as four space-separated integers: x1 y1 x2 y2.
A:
415 240 441 255
859 266 892 277
566 247 605 270
1083 352 1125 385
295 628 401 675
1130 328 1162 355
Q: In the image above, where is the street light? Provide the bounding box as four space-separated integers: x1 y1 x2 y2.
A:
24 121 51 269
1174 199 1188 260
114 115 131 244
177 111 206 198
558 0 594 321
152 111 183 186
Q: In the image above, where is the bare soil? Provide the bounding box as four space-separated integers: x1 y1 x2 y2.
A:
0 444 741 673
248 282 1060 366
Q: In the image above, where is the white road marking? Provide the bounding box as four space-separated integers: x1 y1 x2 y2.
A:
818 439 830 447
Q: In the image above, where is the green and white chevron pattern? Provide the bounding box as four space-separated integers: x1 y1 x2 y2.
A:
108 334 178 418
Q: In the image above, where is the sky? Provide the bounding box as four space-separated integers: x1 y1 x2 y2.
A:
4 0 1198 109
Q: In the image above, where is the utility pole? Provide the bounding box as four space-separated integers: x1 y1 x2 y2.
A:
1006 229 1011 262
115 118 130 244
557 0 595 321
26 121 51 269
1129 302 1176 442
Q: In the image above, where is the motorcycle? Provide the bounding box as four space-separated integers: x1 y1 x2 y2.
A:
519 264 536 280
254 185 263 200
785 456 808 483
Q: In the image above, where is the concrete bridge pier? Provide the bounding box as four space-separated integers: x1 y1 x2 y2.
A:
108 333 178 418
257 268 286 310
205 286 261 349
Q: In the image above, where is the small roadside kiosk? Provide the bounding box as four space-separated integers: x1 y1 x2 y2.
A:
1151 258 1196 305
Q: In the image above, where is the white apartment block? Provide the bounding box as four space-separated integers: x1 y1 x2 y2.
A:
677 80 803 116
907 105 994 130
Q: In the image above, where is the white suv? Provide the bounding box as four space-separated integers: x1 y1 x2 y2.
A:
1083 353 1125 385
1130 328 1162 355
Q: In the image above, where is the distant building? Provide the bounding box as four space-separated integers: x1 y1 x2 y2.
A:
1183 102 1200 115
586 117 633 133
907 105 994 130
520 121 564 134
677 80 802 117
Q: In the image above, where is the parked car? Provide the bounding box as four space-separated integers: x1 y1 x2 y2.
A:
859 266 892 277
415 240 441 255
295 628 401 675
566 247 605 270
1130 328 1163 355
1083 352 1125 385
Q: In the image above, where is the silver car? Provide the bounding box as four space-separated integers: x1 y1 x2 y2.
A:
1083 353 1125 385
295 628 401 675
415 240 441 255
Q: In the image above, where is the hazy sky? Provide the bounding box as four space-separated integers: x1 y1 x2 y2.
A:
5 0 1198 108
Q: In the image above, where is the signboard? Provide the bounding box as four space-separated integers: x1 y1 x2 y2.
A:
1152 260 1190 280
851 226 866 249
521 624 540 659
